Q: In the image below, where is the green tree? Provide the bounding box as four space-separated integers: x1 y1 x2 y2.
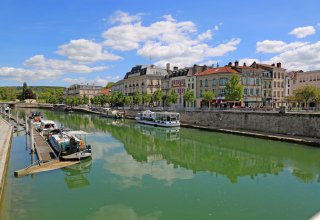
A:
294 85 317 108
202 90 214 110
167 89 178 105
133 92 142 106
22 82 28 100
184 88 195 107
106 82 115 89
142 93 152 106
117 92 125 106
152 90 163 107
82 95 89 105
124 96 133 106
225 74 242 107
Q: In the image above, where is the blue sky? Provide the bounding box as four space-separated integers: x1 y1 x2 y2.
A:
0 0 319 86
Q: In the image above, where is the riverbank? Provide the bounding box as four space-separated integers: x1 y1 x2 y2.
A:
0 117 13 201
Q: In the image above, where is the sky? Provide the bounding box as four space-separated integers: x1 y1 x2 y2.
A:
0 0 319 87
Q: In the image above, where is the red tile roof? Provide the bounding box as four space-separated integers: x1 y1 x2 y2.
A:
100 88 112 95
195 66 239 76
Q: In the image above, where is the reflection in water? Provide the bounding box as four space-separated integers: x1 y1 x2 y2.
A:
19 109 320 185
87 204 162 220
61 158 92 189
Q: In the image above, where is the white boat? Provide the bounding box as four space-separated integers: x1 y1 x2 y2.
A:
29 111 42 130
135 110 180 127
39 120 58 136
48 130 92 160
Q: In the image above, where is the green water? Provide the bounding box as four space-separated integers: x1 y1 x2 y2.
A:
1 109 320 220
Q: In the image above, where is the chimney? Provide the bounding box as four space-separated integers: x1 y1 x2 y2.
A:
166 63 170 72
228 62 232 67
271 63 275 67
202 65 208 71
252 61 257 68
276 62 281 68
235 60 239 67
217 63 219 68
173 66 178 71
243 62 246 67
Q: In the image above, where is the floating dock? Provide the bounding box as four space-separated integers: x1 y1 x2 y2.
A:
14 126 79 177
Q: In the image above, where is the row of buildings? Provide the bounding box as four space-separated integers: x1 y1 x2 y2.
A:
63 61 320 108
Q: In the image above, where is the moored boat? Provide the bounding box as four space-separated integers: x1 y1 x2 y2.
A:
135 110 180 127
39 120 58 136
48 130 92 160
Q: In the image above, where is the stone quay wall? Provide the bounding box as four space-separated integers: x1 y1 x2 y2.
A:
125 110 320 138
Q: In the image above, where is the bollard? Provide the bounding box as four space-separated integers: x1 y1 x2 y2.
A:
30 122 34 152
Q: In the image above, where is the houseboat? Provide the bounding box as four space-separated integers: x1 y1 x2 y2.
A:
48 130 92 160
135 110 180 127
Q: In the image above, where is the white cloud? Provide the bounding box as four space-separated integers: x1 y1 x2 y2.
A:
256 40 307 53
289 26 316 38
63 75 121 86
57 39 122 63
109 10 142 24
197 30 212 41
269 41 320 71
24 55 108 74
102 12 240 66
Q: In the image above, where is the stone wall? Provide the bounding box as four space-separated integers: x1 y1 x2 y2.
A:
125 110 320 138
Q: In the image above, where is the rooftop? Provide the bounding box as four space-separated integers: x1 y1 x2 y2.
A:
195 66 239 76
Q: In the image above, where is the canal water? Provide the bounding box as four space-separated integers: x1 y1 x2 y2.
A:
1 109 320 220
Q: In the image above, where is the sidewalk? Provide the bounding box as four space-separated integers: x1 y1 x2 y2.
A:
0 117 13 201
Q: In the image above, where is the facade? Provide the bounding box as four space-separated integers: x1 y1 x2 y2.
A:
111 80 124 94
168 65 208 108
253 62 286 108
195 66 239 108
286 70 320 95
231 61 273 107
64 84 102 101
123 65 168 96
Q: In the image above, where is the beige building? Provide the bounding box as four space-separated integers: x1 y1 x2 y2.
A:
195 66 239 108
254 62 286 108
123 65 168 96
231 61 273 107
286 70 320 103
64 84 102 101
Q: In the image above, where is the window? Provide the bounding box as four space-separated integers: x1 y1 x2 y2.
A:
287 89 289 95
281 91 284 97
277 91 280 97
212 79 216 86
274 73 276 79
277 81 280 87
205 79 208 87
274 81 276 87
219 88 226 96
200 90 203 97
281 82 284 88
192 84 194 89
256 89 259 95
274 91 276 97
200 80 203 87
250 88 253 95
278 73 281 79
244 88 248 95
281 73 284 79
212 89 216 94
219 78 228 86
